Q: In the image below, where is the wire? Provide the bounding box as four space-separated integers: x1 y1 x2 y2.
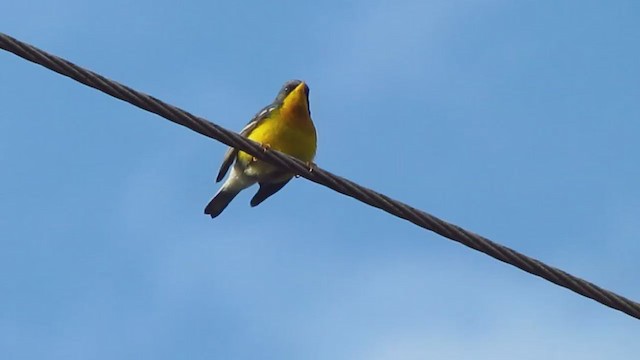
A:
1 32 638 320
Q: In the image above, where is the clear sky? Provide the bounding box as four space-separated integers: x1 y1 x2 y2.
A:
2 1 639 359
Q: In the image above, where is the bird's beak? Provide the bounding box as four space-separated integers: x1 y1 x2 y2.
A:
283 81 309 110
293 81 307 97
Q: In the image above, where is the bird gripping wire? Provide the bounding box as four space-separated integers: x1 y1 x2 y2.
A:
1 32 638 320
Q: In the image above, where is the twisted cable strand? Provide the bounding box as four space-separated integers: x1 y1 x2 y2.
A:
2 32 638 320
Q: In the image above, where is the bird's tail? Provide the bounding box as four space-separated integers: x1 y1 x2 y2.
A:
204 187 241 218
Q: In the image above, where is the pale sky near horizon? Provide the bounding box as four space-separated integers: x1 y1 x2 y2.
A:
2 1 639 359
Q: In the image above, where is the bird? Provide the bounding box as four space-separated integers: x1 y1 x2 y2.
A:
204 80 318 218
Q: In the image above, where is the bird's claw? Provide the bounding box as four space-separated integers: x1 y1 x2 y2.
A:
296 161 316 178
252 144 271 162
306 161 317 172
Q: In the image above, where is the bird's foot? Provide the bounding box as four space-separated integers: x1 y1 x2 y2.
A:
296 161 317 178
306 161 317 172
252 144 271 162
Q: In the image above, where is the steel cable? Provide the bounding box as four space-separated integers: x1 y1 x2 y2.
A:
2 32 638 320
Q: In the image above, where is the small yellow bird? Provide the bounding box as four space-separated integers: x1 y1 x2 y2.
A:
204 80 318 218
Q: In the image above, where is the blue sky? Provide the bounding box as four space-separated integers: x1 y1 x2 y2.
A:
2 0 639 359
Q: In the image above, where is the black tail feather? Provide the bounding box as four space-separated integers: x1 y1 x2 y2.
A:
204 189 240 218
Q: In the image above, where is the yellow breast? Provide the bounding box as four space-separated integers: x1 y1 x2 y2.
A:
238 106 317 169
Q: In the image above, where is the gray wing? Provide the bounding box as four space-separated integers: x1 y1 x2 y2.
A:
215 105 276 183
250 178 292 207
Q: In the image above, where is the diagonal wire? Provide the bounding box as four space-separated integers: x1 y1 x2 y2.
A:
1 32 638 320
